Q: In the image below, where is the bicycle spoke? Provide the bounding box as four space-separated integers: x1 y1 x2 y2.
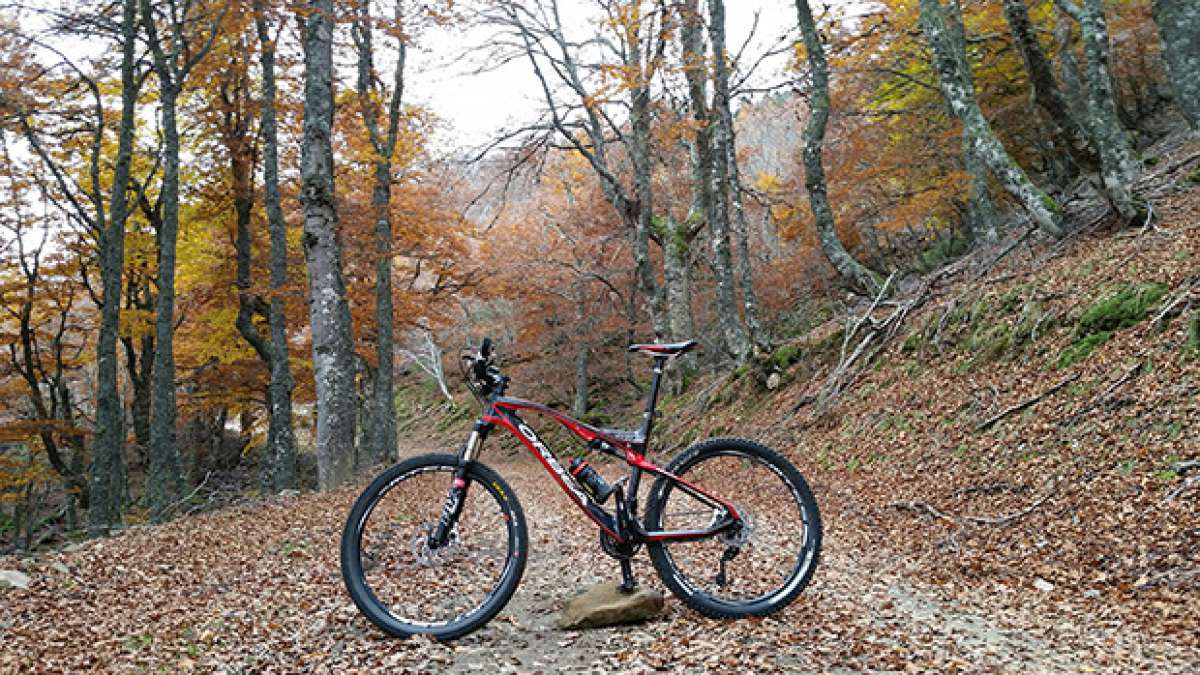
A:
357 468 514 628
654 450 817 606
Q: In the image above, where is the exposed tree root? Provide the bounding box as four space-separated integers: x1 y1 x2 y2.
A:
975 374 1079 432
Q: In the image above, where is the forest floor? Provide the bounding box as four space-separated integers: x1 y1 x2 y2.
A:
3 456 1197 673
4 134 1200 672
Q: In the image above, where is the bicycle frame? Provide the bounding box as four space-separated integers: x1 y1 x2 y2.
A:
456 355 741 546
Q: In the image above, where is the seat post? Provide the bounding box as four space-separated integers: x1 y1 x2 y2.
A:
639 355 668 442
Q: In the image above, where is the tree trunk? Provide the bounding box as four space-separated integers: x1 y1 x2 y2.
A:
369 170 396 466
120 327 153 455
145 84 185 522
1152 0 1200 129
88 0 139 535
662 215 697 342
302 0 356 489
920 0 1066 237
253 0 297 492
1001 0 1099 174
356 359 378 471
1076 0 1141 222
963 140 999 243
572 282 590 419
794 0 884 294
681 0 748 361
708 0 766 353
628 37 668 342
351 0 406 466
141 0 225 519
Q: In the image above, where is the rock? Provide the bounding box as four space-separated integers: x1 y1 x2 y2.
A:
49 561 70 575
766 372 782 390
0 570 31 590
277 489 300 498
1033 578 1054 593
557 582 664 630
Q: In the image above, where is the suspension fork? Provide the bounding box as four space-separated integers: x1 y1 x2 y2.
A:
429 421 490 548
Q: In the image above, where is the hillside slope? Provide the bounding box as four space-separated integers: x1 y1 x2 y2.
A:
652 130 1200 647
3 136 1198 673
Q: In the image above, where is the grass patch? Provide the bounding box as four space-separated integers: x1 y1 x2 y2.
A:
1185 310 1200 359
772 344 802 370
1058 331 1114 368
1058 282 1166 367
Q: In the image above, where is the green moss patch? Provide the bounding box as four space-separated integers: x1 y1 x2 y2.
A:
1058 282 1166 368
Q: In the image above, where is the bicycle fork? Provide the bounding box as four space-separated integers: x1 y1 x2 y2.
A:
429 427 485 548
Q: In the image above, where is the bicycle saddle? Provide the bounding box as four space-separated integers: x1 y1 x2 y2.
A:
627 339 698 356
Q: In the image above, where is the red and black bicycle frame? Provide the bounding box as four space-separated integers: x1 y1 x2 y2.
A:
433 355 741 549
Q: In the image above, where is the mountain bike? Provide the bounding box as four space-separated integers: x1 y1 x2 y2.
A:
340 338 822 640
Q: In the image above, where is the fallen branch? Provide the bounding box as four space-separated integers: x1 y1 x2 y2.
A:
888 500 958 523
976 374 1080 433
977 226 1037 279
1154 151 1200 181
1166 474 1200 503
1060 362 1145 426
840 271 897 364
890 480 1057 527
1146 276 1199 333
1173 459 1200 475
963 483 1057 526
166 471 212 518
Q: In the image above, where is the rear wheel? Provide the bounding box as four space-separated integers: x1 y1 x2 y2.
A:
340 453 527 640
645 438 821 618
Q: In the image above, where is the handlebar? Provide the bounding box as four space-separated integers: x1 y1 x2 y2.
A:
462 337 508 403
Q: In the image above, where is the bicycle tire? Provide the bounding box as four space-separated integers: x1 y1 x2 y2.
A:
644 437 822 619
340 453 528 640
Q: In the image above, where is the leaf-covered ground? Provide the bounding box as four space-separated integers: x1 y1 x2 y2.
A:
5 136 1200 674
3 455 1196 673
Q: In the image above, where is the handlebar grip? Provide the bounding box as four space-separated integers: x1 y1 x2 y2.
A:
480 337 493 359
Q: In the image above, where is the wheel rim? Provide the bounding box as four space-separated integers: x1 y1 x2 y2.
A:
654 451 817 608
354 465 517 630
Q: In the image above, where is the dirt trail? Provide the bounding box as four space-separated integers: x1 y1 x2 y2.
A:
2 457 1195 672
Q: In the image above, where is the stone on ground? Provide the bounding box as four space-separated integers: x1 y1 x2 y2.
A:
557 582 664 629
0 570 31 590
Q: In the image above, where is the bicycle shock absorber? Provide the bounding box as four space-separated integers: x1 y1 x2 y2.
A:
429 474 468 549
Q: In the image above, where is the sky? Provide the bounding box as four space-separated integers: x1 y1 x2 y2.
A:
403 1 800 152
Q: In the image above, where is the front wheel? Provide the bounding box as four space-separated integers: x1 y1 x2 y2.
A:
340 453 528 640
645 438 822 619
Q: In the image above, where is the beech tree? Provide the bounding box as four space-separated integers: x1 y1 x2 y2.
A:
1151 0 1200 130
140 0 225 521
350 0 409 467
707 0 766 352
1000 0 1098 177
680 0 748 360
0 134 89 523
484 0 671 341
919 0 1065 238
301 0 357 489
252 0 298 491
1054 0 1141 223
5 0 144 533
793 0 883 294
